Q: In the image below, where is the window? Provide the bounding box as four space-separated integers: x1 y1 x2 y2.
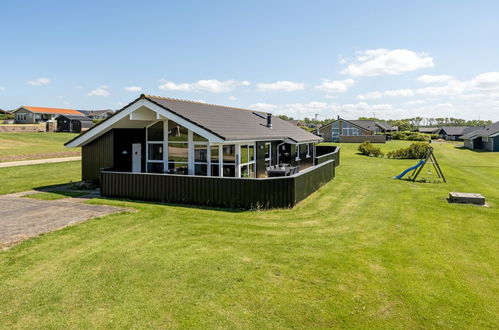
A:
210 145 220 176
222 145 236 177
147 122 164 141
168 120 188 141
148 143 163 161
239 144 256 178
168 143 188 162
265 143 271 166
194 144 208 176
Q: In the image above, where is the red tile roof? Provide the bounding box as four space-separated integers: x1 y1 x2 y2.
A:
22 106 84 116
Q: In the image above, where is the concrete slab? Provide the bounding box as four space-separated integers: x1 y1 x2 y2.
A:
449 192 486 205
0 194 126 248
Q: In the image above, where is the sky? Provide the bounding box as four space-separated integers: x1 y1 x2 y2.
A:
1 0 499 120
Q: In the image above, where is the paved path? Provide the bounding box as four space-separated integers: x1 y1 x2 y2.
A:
0 192 126 248
0 156 81 168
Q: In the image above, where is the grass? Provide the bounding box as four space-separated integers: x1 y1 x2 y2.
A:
0 161 81 195
24 190 89 200
0 141 498 328
0 132 79 162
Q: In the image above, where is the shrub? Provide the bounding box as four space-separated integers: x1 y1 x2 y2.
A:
392 131 431 141
358 141 384 157
430 134 440 140
387 142 431 159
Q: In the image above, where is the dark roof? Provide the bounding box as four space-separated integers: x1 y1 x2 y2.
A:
375 121 395 131
440 126 480 136
287 119 305 126
56 114 93 121
146 96 320 142
78 109 114 116
66 95 322 146
462 121 499 139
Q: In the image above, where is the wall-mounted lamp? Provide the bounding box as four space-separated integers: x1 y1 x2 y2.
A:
122 150 128 155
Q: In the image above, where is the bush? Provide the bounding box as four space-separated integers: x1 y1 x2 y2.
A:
358 141 384 157
387 142 431 159
392 131 431 141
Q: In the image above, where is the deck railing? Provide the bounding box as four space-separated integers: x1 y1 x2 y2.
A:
100 159 336 209
315 146 340 166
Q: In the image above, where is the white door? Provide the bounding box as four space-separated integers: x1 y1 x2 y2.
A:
132 143 142 172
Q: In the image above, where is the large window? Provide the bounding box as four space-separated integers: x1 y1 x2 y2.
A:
194 144 208 176
222 145 236 177
342 122 363 136
146 122 166 173
210 145 220 176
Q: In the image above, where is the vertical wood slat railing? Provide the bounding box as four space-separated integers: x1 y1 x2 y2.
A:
315 146 340 166
100 159 335 209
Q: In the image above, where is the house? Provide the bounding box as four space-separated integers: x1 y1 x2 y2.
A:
64 95 339 209
287 119 305 127
12 106 85 124
318 118 388 143
78 109 115 120
438 126 480 141
56 115 94 133
462 121 499 152
418 127 440 134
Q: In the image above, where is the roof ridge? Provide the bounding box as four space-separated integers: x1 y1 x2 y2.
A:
143 94 268 114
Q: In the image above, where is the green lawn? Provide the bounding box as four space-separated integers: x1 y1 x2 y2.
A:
0 132 79 162
0 141 498 328
0 161 81 194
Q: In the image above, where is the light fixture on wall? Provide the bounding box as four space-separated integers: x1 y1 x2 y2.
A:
122 150 128 155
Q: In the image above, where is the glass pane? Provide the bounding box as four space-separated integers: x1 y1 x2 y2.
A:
211 146 219 163
167 162 188 175
211 164 220 176
249 145 255 162
147 122 164 141
241 145 248 164
194 145 207 162
148 143 163 160
147 162 164 173
168 143 188 162
222 145 236 164
193 132 208 141
265 144 270 159
168 120 188 141
195 164 208 176
241 165 249 178
222 164 235 177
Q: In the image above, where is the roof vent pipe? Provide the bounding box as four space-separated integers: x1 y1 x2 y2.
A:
267 113 273 129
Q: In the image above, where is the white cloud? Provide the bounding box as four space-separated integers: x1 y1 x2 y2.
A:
158 79 250 93
124 86 142 92
341 49 434 77
87 85 110 97
0 86 5 92
417 74 453 83
228 96 238 101
405 99 426 105
357 89 413 100
28 78 50 86
315 78 354 93
470 72 499 90
256 81 305 92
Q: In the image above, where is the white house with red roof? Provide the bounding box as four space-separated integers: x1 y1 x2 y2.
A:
12 106 85 124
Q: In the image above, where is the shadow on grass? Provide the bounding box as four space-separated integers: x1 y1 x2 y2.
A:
454 146 489 153
90 196 252 213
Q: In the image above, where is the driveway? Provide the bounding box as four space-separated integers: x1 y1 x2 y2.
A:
0 193 125 248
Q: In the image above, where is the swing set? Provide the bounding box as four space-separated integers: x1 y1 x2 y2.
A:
394 146 446 183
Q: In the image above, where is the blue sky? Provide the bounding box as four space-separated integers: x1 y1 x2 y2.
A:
1 0 499 120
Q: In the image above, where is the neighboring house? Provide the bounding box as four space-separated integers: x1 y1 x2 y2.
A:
0 109 7 114
65 95 338 209
418 127 440 134
287 119 305 127
462 121 499 152
438 126 480 141
78 109 114 120
12 106 85 124
56 115 94 133
318 118 388 143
